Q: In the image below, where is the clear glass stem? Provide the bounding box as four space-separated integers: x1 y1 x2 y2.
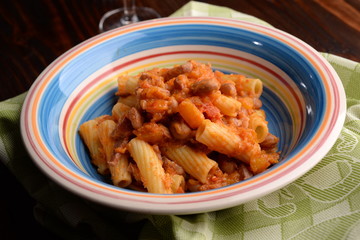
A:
120 0 138 25
98 0 160 32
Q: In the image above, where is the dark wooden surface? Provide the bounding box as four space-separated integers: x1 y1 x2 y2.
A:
0 0 359 238
1 0 360 101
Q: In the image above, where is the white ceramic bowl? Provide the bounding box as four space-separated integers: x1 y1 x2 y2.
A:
20 17 346 214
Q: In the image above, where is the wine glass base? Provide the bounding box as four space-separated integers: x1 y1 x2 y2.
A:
99 7 161 32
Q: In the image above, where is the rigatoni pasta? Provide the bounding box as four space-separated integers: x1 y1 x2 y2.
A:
116 75 139 95
213 94 242 117
109 152 132 188
79 60 280 194
163 144 218 184
79 119 108 174
128 138 172 194
196 119 245 161
248 112 269 143
178 99 205 129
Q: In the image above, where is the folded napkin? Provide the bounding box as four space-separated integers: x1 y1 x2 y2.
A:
2 1 360 239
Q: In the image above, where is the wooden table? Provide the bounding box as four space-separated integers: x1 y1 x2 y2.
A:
0 0 359 238
1 0 360 101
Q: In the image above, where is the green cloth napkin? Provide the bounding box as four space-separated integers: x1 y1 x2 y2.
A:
2 1 360 239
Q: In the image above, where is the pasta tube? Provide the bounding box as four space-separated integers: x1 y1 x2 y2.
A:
110 153 132 188
196 119 258 163
79 120 108 174
226 75 263 98
117 95 138 108
116 75 139 95
242 78 263 98
163 145 217 183
196 119 241 157
98 120 131 187
178 99 205 129
254 109 266 118
170 174 185 193
98 120 117 164
112 102 131 122
249 112 269 143
213 94 242 117
128 138 172 194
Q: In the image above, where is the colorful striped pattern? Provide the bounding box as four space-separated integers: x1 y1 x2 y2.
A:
20 17 346 214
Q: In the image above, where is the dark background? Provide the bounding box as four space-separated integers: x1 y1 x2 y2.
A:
1 0 359 101
0 0 359 238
